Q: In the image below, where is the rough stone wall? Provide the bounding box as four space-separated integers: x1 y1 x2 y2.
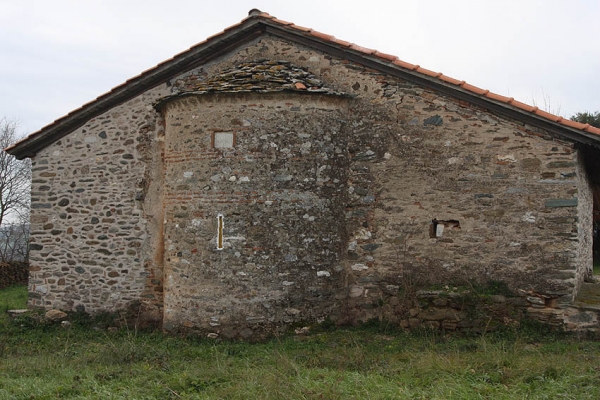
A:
575 150 594 297
27 86 169 314
25 33 592 335
160 94 349 337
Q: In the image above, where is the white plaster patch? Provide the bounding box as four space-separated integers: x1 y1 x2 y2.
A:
317 270 331 277
497 154 517 163
282 281 295 286
229 176 237 181
238 176 250 183
224 236 246 241
309 56 320 62
183 171 193 178
191 219 202 228
351 263 369 271
214 132 234 148
447 157 460 165
384 152 392 159
522 212 536 223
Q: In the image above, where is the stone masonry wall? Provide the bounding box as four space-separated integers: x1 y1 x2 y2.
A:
161 94 349 337
222 36 584 324
25 33 592 335
27 85 169 314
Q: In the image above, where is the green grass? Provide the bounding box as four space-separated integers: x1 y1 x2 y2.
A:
0 284 28 311
2 285 600 399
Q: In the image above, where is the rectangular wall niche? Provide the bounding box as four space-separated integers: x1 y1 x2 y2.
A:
429 219 460 238
213 132 234 148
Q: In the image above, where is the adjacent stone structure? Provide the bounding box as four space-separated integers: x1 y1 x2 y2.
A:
0 263 28 289
6 10 600 337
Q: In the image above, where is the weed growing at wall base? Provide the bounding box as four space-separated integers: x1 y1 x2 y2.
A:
1 285 600 398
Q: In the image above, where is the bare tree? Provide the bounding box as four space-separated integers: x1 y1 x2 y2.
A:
0 215 30 263
0 118 31 228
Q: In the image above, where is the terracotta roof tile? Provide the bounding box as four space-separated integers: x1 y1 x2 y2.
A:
223 21 244 32
392 59 417 70
416 67 441 78
438 75 463 85
288 23 312 32
561 118 586 129
510 100 536 113
534 109 561 121
331 38 352 47
349 43 377 55
374 51 398 62
271 18 293 25
485 92 512 103
310 30 334 41
460 83 487 95
586 126 600 135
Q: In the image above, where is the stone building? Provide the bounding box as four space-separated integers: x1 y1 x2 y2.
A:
6 10 600 337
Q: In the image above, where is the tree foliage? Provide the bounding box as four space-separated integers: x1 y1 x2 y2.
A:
0 118 31 228
571 111 600 128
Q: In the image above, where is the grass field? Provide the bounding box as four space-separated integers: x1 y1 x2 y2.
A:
2 285 600 399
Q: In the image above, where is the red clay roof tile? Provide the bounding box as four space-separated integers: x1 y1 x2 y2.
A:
438 75 463 85
485 92 512 103
534 109 561 121
510 100 536 112
561 118 585 129
349 44 377 54
310 30 334 41
415 67 439 78
331 37 352 47
374 51 398 62
392 59 416 70
460 83 487 95
289 24 312 32
271 17 293 25
586 126 600 135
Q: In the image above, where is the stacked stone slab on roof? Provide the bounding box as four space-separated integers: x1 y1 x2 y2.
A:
173 60 342 95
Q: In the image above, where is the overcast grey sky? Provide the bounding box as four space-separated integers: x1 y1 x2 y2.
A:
1 0 599 136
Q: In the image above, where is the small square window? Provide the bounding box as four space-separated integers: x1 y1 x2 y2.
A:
213 132 234 149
